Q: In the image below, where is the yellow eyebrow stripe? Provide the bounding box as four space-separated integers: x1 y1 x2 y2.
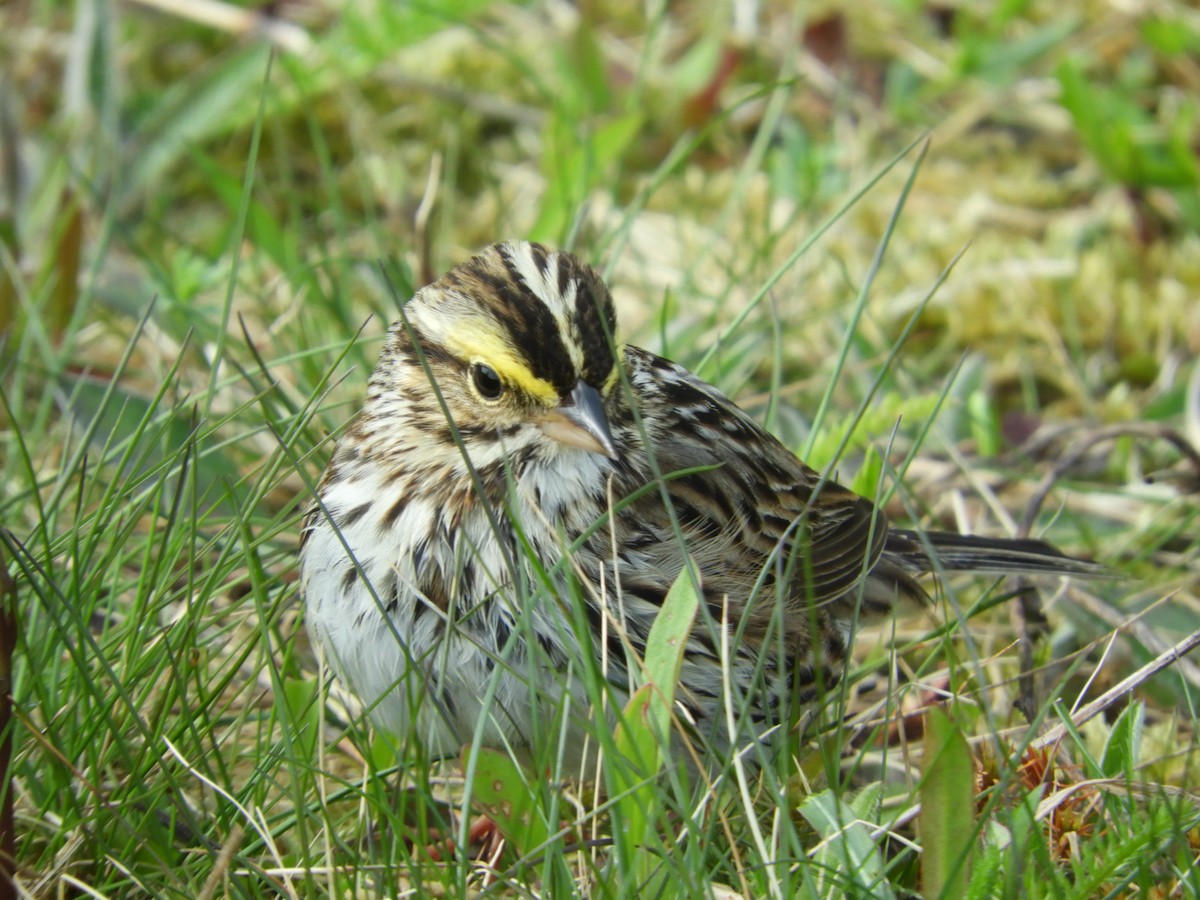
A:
443 326 559 405
600 346 623 396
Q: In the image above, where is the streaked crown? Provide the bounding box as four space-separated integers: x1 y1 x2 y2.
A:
404 241 622 403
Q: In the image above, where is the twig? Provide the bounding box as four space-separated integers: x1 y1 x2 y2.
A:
1032 626 1200 751
126 0 313 54
1019 422 1200 535
1009 420 1200 720
415 154 442 287
1012 581 1046 724
1067 586 1200 691
198 824 245 900
883 630 1200 838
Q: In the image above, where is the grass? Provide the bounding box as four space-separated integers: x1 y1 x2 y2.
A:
2 0 1199 896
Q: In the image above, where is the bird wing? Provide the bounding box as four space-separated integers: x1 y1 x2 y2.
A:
615 349 888 634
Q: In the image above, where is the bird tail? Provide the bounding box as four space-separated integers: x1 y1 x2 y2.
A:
883 529 1108 579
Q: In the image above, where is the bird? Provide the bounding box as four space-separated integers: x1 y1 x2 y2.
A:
299 240 1102 770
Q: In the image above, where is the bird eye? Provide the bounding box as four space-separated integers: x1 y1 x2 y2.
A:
471 363 504 400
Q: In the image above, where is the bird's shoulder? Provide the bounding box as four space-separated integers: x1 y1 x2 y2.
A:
615 346 888 606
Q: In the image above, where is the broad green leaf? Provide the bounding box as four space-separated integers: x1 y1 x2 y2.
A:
125 45 272 203
606 566 699 895
281 677 321 764
609 684 666 895
966 388 1000 459
640 559 701 744
921 706 975 900
963 837 1003 900
799 788 897 900
530 112 642 244
466 747 550 857
849 782 885 823
849 445 883 498
45 188 82 341
1100 701 1144 780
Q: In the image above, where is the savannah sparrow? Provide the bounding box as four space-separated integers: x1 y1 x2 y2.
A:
300 241 1099 765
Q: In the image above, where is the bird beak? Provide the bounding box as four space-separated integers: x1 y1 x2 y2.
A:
537 380 618 459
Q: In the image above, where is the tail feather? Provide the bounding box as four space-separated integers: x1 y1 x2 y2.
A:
883 529 1108 579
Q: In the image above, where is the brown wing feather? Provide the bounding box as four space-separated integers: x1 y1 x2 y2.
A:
615 348 888 629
